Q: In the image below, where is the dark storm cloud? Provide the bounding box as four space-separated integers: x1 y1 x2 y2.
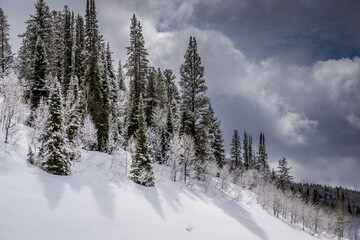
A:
188 0 360 64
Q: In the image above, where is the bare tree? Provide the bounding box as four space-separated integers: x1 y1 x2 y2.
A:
0 71 26 144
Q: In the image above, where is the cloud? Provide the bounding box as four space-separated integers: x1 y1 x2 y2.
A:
289 156 360 189
277 112 318 146
346 113 360 130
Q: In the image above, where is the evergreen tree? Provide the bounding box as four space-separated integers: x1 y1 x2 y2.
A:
39 81 70 175
179 36 210 175
179 36 208 137
257 132 270 174
207 103 225 168
84 0 108 151
27 146 35 165
144 67 156 126
243 132 249 170
62 6 73 94
74 14 85 86
230 129 242 169
248 134 254 169
117 60 126 91
0 8 13 74
130 96 154 187
64 76 81 161
18 0 51 98
48 10 64 82
155 68 166 110
126 14 149 139
163 69 180 113
30 36 48 120
160 106 174 164
276 157 293 190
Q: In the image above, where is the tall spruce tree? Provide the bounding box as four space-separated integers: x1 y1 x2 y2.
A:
230 129 242 169
117 60 126 91
243 132 249 170
130 95 154 187
248 134 254 169
30 36 48 120
179 36 210 173
179 36 208 137
155 68 166 110
206 103 225 168
126 14 149 139
84 0 108 151
0 8 13 74
48 10 64 82
276 157 293 190
144 67 157 126
64 76 81 161
62 6 73 94
18 0 51 99
74 14 85 86
257 132 269 174
39 81 70 175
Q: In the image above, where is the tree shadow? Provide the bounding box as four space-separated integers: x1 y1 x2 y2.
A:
136 184 165 220
211 191 269 240
180 182 268 240
36 170 116 221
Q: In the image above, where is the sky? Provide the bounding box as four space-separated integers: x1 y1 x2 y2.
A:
1 0 360 189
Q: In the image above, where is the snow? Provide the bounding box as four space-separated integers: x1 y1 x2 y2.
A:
1 126 323 240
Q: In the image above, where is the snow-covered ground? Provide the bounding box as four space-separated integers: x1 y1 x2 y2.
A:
1 126 322 240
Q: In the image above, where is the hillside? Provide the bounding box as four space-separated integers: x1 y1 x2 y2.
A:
0 126 321 240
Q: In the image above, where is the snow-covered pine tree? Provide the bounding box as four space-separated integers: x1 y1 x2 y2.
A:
48 10 64 82
230 129 242 169
106 43 125 153
62 6 73 94
155 68 166 110
144 67 157 126
195 105 212 180
276 157 293 190
73 14 85 86
27 146 35 165
248 134 254 169
84 0 108 151
243 132 249 170
179 36 210 174
130 95 154 187
207 103 225 168
18 0 51 85
163 69 180 110
30 36 48 121
117 60 126 92
0 8 13 74
126 14 149 139
39 80 70 175
63 76 81 161
257 132 270 175
160 106 174 164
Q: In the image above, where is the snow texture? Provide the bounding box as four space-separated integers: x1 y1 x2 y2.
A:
1 125 325 240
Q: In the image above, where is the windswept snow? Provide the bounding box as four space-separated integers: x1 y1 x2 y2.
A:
1 126 321 240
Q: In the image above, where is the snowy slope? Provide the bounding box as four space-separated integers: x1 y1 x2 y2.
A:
1 127 321 240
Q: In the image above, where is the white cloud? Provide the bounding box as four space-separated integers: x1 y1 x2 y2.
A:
312 58 360 108
346 113 360 129
277 112 318 146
